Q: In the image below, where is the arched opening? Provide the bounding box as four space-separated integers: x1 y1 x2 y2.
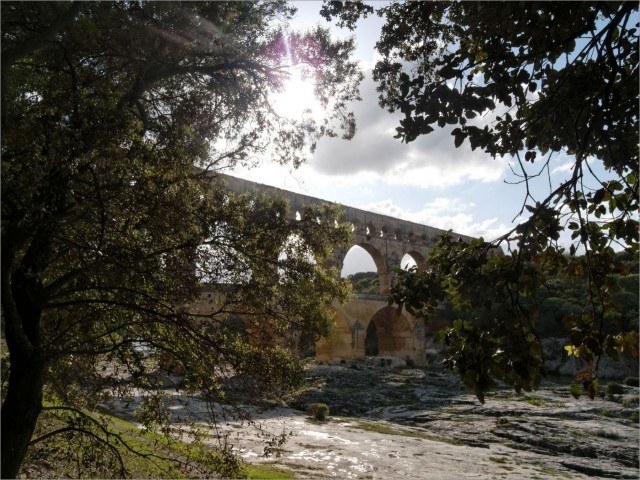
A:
341 243 390 294
401 251 427 270
367 307 413 358
341 245 378 294
365 320 379 356
401 253 417 270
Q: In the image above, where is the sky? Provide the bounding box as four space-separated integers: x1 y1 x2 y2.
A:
229 2 598 276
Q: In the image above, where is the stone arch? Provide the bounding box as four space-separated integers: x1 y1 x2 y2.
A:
403 250 428 270
221 315 248 342
365 320 379 356
353 242 390 295
365 306 413 359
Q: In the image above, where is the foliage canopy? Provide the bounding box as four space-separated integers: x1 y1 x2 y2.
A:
1 2 360 477
323 1 639 400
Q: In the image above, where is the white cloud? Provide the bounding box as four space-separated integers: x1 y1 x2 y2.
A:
551 161 574 175
309 73 508 188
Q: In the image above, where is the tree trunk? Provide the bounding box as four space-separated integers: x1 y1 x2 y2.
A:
1 352 45 479
1 237 48 478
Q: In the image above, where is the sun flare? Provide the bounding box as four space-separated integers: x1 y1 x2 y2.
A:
273 70 323 121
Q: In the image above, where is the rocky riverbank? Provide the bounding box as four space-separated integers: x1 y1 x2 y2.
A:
257 362 639 479
106 361 639 479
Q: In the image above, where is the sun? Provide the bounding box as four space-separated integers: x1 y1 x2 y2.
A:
272 68 323 122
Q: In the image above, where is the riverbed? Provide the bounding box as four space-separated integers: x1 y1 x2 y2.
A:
120 363 639 479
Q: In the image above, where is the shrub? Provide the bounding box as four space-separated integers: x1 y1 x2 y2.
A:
606 381 624 397
570 383 582 399
306 403 329 421
623 377 639 387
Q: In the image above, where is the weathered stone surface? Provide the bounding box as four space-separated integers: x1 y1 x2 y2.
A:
107 361 639 479
283 363 639 478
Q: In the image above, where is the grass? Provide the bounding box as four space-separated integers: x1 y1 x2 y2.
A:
25 411 191 478
530 461 574 478
245 463 296 479
596 408 622 418
23 405 297 479
525 396 546 407
493 392 566 408
352 419 463 446
489 456 509 464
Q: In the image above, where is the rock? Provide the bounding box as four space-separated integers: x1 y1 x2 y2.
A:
286 363 639 479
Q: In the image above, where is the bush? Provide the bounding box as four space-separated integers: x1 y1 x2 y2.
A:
306 403 330 421
623 377 639 387
606 381 624 397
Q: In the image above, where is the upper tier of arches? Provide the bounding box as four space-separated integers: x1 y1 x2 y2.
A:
217 172 480 294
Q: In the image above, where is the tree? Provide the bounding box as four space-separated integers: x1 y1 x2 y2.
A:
1 2 361 477
323 2 638 399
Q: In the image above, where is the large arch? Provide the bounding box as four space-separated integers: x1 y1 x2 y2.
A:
402 250 428 270
350 242 390 295
365 306 415 360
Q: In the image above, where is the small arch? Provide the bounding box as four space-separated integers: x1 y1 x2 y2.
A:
395 229 403 241
401 253 417 270
366 222 375 239
221 315 248 342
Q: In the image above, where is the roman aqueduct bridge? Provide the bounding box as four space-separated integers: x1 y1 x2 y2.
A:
197 173 477 367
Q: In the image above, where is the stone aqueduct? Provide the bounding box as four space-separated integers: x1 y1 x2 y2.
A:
204 173 476 367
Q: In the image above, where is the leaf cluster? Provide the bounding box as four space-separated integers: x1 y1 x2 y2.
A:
391 232 639 402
